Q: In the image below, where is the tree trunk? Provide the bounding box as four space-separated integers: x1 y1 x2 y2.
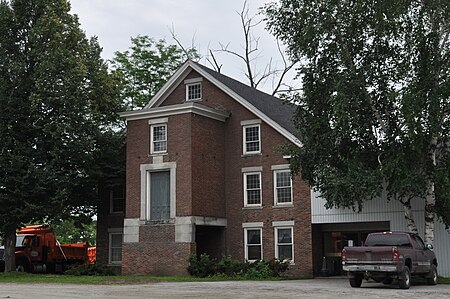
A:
424 136 437 246
402 198 418 234
3 226 16 272
425 178 435 245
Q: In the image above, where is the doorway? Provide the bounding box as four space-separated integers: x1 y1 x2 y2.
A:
195 225 225 260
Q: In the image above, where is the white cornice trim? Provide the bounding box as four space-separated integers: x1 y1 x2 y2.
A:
119 102 231 122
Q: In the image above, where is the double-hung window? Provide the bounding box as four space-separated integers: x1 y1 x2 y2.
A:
275 226 294 262
110 184 125 213
244 172 262 206
150 124 167 154
274 170 292 205
243 124 261 154
244 227 262 261
109 230 123 264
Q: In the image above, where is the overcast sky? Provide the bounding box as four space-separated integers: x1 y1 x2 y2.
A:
69 0 296 93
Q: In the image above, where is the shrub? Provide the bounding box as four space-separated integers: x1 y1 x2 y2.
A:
216 255 243 276
187 254 217 278
187 254 289 278
64 264 116 276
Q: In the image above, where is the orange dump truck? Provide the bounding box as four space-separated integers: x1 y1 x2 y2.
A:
14 225 95 273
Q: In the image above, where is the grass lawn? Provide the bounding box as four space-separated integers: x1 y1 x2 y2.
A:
0 272 293 285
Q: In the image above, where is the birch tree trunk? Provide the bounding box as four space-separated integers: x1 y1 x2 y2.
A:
402 198 418 234
424 137 437 246
425 179 436 245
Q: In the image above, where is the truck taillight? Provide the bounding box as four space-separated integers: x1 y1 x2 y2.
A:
342 248 347 261
392 246 399 262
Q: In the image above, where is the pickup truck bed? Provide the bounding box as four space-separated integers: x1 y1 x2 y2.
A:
342 232 437 289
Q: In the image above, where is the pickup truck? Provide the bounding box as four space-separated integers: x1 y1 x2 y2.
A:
341 231 437 289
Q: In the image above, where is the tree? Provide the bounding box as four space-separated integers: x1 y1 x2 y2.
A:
265 0 450 245
207 0 297 96
0 0 122 271
110 35 199 110
52 218 97 245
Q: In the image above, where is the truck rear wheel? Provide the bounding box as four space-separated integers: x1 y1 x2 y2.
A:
349 274 363 288
426 264 437 285
16 262 29 272
398 266 411 289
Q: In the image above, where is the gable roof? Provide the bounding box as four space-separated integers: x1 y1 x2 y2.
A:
194 62 297 135
122 60 300 146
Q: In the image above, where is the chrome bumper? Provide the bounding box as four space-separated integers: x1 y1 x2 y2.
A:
342 264 398 272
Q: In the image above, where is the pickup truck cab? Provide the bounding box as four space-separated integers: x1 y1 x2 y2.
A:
342 232 437 289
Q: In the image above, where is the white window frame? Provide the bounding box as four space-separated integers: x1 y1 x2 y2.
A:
243 171 262 207
140 162 177 221
184 77 203 102
274 225 294 263
244 227 263 261
273 169 293 206
108 228 123 265
242 124 261 155
150 123 167 154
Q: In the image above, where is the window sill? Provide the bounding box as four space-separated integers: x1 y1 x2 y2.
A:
272 204 294 208
148 153 168 157
145 219 175 225
108 263 121 266
186 98 202 102
241 153 262 158
242 206 263 210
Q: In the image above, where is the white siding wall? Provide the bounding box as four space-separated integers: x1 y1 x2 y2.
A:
312 190 450 277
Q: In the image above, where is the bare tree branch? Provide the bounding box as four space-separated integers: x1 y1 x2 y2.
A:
212 0 297 94
206 49 222 73
168 24 198 61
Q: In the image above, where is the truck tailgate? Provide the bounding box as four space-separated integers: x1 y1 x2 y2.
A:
344 246 394 263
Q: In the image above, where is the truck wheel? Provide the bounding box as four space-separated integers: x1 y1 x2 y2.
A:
426 265 437 285
16 263 29 272
15 258 30 273
349 274 363 288
398 266 411 289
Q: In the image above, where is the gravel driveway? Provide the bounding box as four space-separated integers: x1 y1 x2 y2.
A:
1 277 449 299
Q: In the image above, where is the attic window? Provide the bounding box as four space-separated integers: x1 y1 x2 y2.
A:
185 77 203 101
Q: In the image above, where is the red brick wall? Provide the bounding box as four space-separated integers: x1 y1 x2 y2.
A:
122 241 195 276
167 113 193 216
191 114 226 217
96 183 124 275
125 119 150 219
121 68 313 277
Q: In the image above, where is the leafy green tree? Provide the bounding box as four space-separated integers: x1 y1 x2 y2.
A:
265 0 450 244
52 218 97 245
110 35 199 110
0 0 122 272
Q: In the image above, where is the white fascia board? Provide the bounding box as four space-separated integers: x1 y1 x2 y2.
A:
119 102 230 122
188 62 302 147
144 61 192 109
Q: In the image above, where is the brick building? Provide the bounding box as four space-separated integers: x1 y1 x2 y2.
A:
99 60 313 276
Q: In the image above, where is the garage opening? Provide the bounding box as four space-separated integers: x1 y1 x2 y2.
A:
312 221 390 276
